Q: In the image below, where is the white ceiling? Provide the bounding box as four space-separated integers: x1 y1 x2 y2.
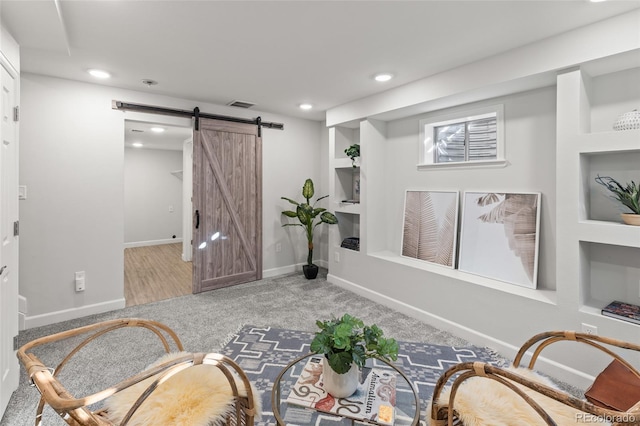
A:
2 0 639 122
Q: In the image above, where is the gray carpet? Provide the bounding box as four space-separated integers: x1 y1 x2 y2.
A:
0 269 581 425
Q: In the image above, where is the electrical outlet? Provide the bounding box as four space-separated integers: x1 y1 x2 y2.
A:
334 251 340 263
581 323 597 335
275 243 282 253
75 271 85 292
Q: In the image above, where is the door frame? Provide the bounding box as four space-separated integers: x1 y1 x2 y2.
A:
0 51 20 417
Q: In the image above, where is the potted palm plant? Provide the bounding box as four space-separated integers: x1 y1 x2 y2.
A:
310 313 399 397
595 175 640 225
281 179 338 279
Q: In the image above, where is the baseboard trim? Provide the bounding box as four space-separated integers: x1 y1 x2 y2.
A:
18 295 27 331
327 273 595 390
263 264 298 278
263 260 328 279
23 299 127 329
124 239 183 249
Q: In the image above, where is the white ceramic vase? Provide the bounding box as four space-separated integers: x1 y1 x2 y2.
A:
322 359 360 398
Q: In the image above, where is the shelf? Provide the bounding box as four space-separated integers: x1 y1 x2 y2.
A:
578 220 640 248
333 158 356 169
575 129 640 155
334 211 360 245
580 241 640 309
369 251 557 304
580 305 639 328
335 202 361 215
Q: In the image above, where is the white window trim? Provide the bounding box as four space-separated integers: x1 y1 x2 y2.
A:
418 104 505 170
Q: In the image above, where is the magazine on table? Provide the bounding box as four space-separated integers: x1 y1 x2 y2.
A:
285 355 397 425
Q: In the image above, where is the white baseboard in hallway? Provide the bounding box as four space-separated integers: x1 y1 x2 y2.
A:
23 299 126 330
124 238 183 249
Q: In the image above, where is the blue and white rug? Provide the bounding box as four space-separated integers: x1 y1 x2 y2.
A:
221 325 505 425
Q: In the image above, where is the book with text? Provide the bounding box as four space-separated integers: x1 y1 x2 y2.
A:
286 356 397 425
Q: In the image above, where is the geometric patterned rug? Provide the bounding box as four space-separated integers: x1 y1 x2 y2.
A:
220 325 506 425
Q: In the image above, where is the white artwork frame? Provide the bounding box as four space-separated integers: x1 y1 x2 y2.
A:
458 191 541 288
401 190 459 268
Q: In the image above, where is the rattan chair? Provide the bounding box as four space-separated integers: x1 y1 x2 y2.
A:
429 331 640 426
17 318 258 426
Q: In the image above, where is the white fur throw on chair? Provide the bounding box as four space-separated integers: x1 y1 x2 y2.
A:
104 352 261 426
430 366 610 426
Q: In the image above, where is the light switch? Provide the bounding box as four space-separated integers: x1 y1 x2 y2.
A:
18 185 27 200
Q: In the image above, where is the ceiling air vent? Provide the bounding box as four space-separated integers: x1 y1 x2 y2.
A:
227 100 255 109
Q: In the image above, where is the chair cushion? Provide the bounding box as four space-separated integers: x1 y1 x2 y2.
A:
104 352 260 426
431 366 611 426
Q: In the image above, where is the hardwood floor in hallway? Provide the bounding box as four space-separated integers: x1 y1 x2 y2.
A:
124 243 192 307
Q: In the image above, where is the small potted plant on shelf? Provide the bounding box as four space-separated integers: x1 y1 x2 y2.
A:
344 143 360 168
595 175 640 226
281 179 338 279
310 313 399 397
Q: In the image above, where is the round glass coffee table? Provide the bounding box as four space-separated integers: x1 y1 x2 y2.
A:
271 353 420 425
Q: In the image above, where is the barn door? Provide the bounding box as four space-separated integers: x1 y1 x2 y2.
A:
192 119 262 293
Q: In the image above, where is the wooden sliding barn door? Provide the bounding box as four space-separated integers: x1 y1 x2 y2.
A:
193 118 262 293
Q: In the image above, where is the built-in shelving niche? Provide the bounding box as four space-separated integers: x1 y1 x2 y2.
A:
580 241 640 314
582 149 640 223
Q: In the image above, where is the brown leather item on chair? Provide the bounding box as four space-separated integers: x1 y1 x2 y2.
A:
429 331 640 426
585 358 640 412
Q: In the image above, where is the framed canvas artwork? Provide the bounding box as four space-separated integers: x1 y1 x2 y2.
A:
401 190 459 268
458 192 541 288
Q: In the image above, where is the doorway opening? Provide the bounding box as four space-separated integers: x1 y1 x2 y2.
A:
123 119 193 307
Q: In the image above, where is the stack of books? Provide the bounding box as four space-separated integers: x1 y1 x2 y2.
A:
341 237 360 251
601 301 640 325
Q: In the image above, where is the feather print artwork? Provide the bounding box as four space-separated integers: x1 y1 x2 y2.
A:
402 191 459 267
459 191 541 288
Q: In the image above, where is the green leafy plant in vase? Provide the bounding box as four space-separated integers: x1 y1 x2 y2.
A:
310 313 399 397
595 175 640 226
281 179 338 279
344 144 360 167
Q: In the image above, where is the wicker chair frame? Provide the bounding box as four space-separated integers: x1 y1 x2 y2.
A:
429 331 640 426
17 318 257 426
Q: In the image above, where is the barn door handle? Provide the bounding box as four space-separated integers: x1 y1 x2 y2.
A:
195 210 200 229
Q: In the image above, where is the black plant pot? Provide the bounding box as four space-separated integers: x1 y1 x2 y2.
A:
303 264 319 279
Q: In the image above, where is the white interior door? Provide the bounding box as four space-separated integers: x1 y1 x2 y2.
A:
0 61 19 416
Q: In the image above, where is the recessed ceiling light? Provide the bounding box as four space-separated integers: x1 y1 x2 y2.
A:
589 0 607 2
150 127 165 133
374 73 393 82
88 69 111 79
132 142 143 148
299 103 313 110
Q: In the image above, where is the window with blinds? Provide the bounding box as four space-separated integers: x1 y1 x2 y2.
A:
418 105 505 169
434 116 497 163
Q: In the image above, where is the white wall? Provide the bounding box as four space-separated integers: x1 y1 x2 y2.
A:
325 10 640 390
19 73 325 327
124 147 183 245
